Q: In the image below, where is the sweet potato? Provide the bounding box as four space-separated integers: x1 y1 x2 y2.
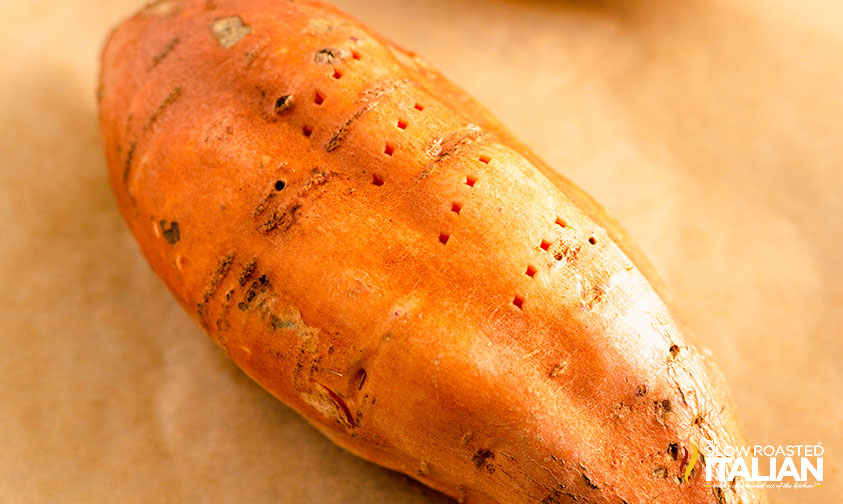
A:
98 1 764 503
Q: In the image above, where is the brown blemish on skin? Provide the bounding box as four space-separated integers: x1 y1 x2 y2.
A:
202 252 234 304
270 315 297 330
151 37 180 68
159 220 180 244
655 399 673 424
252 190 276 217
653 467 669 479
552 242 581 263
238 273 270 311
122 142 136 183
635 384 649 397
215 287 234 332
145 87 182 132
668 442 680 460
713 486 726 504
211 16 252 48
239 256 257 285
325 79 409 152
582 472 599 489
260 202 299 233
471 449 495 473
669 344 681 357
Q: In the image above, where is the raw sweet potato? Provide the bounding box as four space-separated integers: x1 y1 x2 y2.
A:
98 1 765 503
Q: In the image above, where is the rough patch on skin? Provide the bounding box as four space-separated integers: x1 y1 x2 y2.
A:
420 126 484 179
417 460 432 476
302 385 354 428
582 283 606 310
259 169 333 233
549 361 568 378
313 47 351 64
551 240 581 264
305 17 350 35
252 190 276 217
611 401 631 420
142 0 181 17
211 16 252 48
325 79 410 152
269 306 319 346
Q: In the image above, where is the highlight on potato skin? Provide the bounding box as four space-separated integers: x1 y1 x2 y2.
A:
98 1 766 503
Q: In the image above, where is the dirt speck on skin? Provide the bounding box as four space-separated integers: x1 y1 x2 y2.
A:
211 16 252 48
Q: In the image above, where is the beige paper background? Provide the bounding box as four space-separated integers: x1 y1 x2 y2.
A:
0 0 839 502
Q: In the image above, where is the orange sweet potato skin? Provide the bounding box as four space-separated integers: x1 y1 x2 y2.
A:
99 1 764 503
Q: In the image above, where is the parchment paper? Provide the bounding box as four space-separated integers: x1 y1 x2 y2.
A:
0 0 839 502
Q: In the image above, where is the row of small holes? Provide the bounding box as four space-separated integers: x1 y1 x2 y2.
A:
516 220 599 310
301 44 364 136
372 101 425 184
440 152 485 247
538 221 597 252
